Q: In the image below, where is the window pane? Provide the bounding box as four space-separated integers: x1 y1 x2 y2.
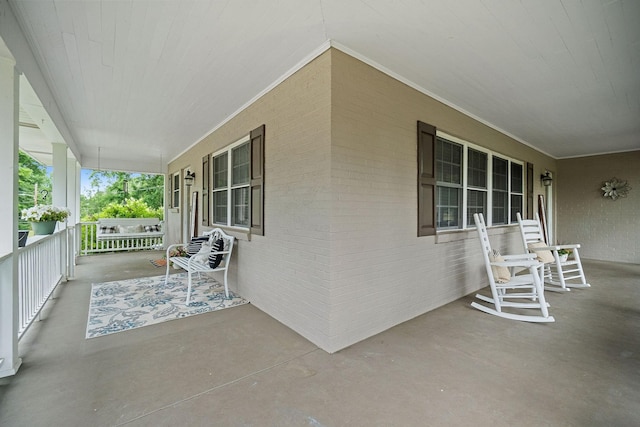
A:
467 189 486 226
232 187 249 227
492 190 508 225
467 149 487 189
511 194 523 222
491 156 508 225
436 138 462 184
232 143 250 186
213 153 228 189
492 157 508 191
213 190 227 224
511 163 523 193
437 186 461 229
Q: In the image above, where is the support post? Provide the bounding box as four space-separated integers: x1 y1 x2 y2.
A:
52 143 68 219
0 57 22 378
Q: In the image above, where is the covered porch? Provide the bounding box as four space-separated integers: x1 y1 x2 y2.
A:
0 251 638 426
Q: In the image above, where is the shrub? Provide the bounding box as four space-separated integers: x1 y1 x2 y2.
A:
90 198 163 221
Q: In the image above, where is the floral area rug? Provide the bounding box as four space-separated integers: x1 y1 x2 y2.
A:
86 273 248 339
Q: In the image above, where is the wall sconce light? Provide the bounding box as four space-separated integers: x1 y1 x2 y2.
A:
541 171 553 187
184 170 195 187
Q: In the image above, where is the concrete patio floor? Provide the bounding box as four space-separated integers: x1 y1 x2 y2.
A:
0 251 638 426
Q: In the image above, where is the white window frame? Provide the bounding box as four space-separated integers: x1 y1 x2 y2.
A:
211 134 251 229
171 172 180 209
436 131 524 230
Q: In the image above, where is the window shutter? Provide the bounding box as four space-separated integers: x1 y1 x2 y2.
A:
250 124 265 235
202 154 210 226
526 162 534 218
417 121 436 236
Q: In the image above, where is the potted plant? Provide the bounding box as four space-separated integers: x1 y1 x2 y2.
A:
557 248 572 262
21 205 71 235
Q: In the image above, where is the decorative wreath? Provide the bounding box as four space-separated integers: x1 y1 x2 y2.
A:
601 178 631 200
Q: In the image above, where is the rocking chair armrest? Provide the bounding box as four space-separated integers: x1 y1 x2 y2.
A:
502 253 537 261
491 259 541 268
530 244 580 252
551 244 581 250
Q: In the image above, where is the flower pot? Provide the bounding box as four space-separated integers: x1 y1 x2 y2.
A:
18 230 29 247
31 221 57 235
558 254 569 263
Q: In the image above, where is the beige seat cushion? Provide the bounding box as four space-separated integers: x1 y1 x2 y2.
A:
528 242 555 263
489 251 511 283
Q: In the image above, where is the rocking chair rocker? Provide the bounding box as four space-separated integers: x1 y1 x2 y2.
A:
471 213 555 323
516 212 590 292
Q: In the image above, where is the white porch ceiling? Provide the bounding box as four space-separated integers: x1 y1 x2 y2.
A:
6 0 640 171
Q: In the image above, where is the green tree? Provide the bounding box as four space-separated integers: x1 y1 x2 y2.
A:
81 171 164 220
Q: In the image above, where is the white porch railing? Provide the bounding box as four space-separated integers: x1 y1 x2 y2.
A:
79 222 164 255
17 228 68 339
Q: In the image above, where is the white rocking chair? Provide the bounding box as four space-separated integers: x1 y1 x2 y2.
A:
471 213 555 323
516 212 590 292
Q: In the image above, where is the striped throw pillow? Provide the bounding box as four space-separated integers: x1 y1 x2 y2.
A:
209 238 225 268
187 236 209 257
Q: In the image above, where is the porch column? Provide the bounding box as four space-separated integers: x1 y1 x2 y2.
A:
52 142 68 224
67 157 80 226
0 57 22 378
66 157 80 278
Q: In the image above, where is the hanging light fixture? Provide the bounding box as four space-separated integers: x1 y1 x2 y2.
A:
541 171 553 187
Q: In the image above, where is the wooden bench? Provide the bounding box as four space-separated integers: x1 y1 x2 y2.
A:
164 228 235 305
95 218 164 252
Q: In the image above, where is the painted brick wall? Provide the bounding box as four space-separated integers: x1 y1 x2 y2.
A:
169 52 333 349
169 48 557 353
558 152 640 264
326 50 546 352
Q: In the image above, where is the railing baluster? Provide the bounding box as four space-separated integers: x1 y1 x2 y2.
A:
17 229 68 339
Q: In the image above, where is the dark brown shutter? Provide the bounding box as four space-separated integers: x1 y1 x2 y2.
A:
202 154 210 226
250 124 265 235
417 121 436 236
526 162 534 219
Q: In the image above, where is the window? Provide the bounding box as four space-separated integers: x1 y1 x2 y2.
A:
466 148 488 226
172 173 180 208
436 138 462 229
211 125 265 234
435 133 523 229
213 141 250 227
